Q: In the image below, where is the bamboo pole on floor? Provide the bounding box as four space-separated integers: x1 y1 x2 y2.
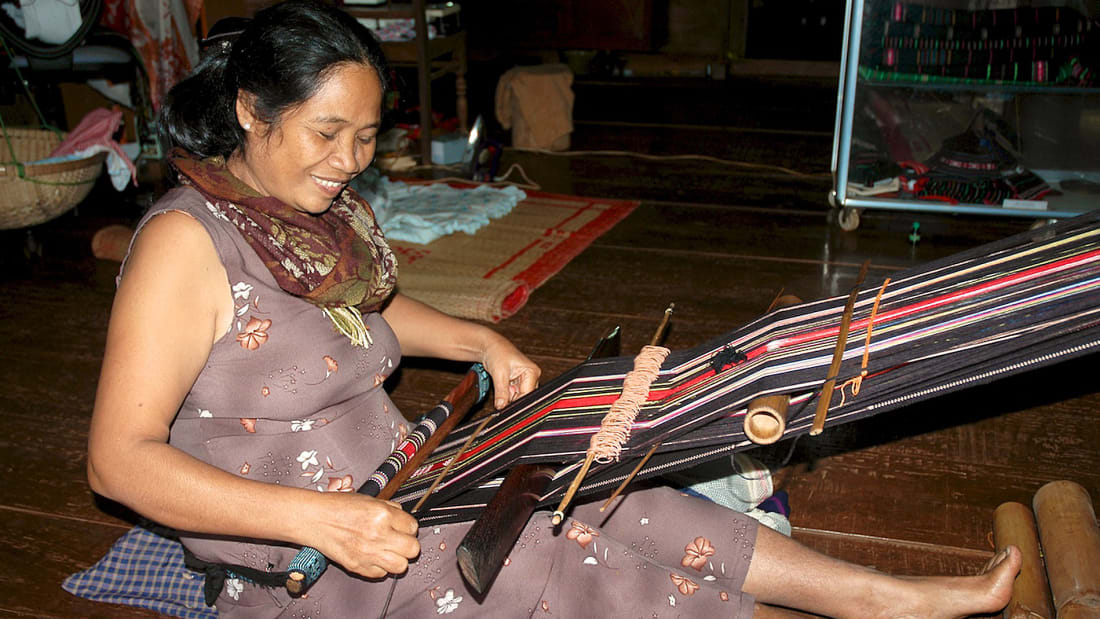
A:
993 501 1054 619
1032 481 1100 619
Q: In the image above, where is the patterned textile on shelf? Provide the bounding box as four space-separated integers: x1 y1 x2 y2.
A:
908 111 1055 204
862 2 1099 85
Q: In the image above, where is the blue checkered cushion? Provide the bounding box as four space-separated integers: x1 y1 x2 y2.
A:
62 526 216 619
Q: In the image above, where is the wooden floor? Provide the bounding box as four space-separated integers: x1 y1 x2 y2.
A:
1 80 1097 617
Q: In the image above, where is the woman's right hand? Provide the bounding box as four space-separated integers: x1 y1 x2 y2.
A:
311 493 421 579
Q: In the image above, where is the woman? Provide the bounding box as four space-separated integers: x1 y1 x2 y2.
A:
87 2 1020 617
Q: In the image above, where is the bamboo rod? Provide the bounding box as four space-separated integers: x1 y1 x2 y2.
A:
551 453 594 525
411 412 494 513
810 260 869 436
599 442 660 512
1032 481 1100 619
994 501 1055 619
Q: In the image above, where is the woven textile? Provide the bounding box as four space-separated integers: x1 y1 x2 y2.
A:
62 526 213 619
862 2 1098 85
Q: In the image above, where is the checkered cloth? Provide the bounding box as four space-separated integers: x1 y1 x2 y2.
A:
63 526 215 619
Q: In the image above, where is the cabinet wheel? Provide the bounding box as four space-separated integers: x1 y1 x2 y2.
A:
838 207 861 231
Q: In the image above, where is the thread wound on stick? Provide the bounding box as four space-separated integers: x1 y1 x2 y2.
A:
588 345 669 463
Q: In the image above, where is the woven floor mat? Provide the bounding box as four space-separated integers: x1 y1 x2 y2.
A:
389 188 639 322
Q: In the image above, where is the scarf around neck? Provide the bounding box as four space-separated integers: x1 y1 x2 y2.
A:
170 149 397 345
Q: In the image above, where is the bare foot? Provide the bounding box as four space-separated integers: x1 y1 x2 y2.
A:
866 545 1021 619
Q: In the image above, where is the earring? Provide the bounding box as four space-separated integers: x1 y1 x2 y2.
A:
242 122 252 131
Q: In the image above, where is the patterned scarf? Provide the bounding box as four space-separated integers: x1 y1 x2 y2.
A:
170 149 397 346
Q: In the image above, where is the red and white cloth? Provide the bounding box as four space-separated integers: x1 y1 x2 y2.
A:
100 0 203 109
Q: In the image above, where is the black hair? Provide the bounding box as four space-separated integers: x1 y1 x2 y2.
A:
159 0 390 159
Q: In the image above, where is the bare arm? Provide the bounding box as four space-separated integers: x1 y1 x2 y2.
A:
87 212 418 578
381 293 541 408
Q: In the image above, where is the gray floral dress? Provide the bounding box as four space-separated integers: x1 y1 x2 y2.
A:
137 186 759 618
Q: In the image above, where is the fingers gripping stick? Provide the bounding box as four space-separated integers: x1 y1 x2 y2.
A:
285 363 491 595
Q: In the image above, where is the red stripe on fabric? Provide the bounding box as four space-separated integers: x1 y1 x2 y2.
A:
455 364 723 465
774 248 1100 350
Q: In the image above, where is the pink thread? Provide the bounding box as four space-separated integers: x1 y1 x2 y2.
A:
588 345 670 463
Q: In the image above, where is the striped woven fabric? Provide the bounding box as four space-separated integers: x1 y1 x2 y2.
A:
862 3 1098 85
392 212 1100 525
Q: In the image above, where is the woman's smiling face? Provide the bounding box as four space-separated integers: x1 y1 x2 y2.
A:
230 62 383 215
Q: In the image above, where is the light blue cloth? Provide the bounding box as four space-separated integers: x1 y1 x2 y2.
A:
668 454 792 537
350 169 525 244
30 144 134 191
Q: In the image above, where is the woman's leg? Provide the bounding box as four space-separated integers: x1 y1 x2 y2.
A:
743 523 1021 619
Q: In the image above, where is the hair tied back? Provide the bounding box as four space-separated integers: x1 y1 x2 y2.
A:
199 16 252 58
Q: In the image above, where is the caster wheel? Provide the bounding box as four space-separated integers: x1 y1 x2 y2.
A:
838 207 861 232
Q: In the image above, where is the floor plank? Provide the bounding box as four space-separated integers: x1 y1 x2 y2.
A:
0 510 158 618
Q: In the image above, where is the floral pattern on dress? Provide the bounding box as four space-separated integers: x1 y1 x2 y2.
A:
237 316 271 350
307 355 340 386
566 521 599 549
670 573 699 596
326 474 354 492
429 587 463 614
681 536 715 571
225 577 244 600
231 281 267 333
292 450 354 491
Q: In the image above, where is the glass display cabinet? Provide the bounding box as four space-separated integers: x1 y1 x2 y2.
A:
830 0 1100 230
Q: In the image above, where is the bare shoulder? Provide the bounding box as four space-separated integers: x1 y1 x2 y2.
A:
117 209 233 344
127 209 215 267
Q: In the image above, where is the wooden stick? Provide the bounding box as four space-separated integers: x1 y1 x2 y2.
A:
650 303 674 346
592 305 677 512
551 453 595 525
1032 480 1100 619
810 260 869 436
411 411 495 513
599 442 660 512
993 501 1054 619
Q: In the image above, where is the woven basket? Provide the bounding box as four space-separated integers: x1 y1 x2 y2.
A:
0 128 107 230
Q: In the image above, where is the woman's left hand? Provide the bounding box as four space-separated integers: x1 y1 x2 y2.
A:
481 334 541 409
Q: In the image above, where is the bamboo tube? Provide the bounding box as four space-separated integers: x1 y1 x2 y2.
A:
1032 481 1100 619
993 501 1054 619
743 394 791 445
